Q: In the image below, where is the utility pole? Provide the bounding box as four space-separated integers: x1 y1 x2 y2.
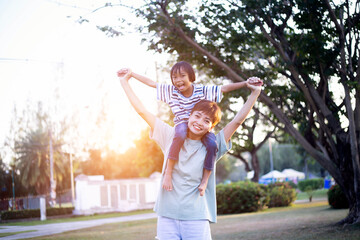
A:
70 152 75 206
49 129 56 207
269 139 274 183
11 165 15 210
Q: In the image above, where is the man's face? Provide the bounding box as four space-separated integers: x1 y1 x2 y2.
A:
187 110 214 140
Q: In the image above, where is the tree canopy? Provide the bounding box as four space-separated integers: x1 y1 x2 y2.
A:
129 0 359 224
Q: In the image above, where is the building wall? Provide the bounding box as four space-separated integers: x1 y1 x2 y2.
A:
74 174 161 215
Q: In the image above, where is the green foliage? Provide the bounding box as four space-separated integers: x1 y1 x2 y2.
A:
328 185 349 209
13 103 67 195
298 178 324 202
266 182 297 208
81 128 163 179
216 181 268 214
267 186 297 208
298 179 324 192
0 207 74 220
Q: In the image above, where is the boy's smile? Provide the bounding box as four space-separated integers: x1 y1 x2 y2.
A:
187 111 214 140
172 69 193 97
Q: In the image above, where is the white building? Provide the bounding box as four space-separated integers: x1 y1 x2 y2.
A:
74 172 161 215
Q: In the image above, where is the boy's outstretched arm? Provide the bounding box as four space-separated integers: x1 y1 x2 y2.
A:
119 72 156 130
223 83 262 142
221 77 263 93
118 68 156 88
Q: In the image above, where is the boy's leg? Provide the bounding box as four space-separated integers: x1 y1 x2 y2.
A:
198 169 211 196
163 122 188 191
167 122 188 161
199 132 218 196
201 132 218 170
163 159 176 191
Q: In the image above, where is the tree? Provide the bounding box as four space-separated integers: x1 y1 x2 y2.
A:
128 0 360 224
13 102 67 196
133 128 164 177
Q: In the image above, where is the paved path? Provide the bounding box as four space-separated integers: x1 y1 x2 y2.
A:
0 213 157 240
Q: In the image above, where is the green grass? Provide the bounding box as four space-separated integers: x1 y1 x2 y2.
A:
23 201 360 240
0 230 36 237
296 188 328 201
0 209 153 226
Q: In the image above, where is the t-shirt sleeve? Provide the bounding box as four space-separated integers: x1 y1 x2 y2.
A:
215 129 232 162
156 83 172 104
150 118 174 153
203 85 223 103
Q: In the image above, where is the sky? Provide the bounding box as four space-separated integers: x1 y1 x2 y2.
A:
0 0 166 163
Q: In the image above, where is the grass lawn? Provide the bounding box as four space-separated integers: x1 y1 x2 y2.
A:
0 230 36 238
24 201 360 240
296 188 328 201
0 209 153 226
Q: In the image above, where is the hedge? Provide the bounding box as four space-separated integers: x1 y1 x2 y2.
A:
216 181 268 214
328 185 349 209
266 182 297 208
1 207 74 220
298 178 324 192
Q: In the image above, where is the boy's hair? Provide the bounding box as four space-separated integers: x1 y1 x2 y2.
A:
191 100 222 127
170 61 196 84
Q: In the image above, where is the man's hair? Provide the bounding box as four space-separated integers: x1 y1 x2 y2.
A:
191 100 222 127
170 61 196 84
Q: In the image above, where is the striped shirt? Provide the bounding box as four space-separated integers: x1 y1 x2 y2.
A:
156 83 223 125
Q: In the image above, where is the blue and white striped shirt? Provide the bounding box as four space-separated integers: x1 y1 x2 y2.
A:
156 83 223 125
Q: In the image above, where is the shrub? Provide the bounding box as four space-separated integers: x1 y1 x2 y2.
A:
327 185 349 209
0 207 74 220
266 183 297 208
298 178 324 202
287 181 298 189
216 181 268 214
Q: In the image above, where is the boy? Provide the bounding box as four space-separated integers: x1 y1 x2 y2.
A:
118 61 262 196
118 69 262 239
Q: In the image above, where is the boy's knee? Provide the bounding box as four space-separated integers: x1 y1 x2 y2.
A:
205 139 218 150
175 130 187 140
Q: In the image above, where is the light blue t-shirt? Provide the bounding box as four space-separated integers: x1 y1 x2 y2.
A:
151 118 232 223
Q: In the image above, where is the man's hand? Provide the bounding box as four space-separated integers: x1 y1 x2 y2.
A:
247 77 263 86
117 68 132 78
117 68 132 82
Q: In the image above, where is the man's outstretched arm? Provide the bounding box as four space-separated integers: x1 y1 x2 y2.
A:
119 72 156 130
223 82 262 143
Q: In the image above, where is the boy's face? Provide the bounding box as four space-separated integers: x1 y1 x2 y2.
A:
187 111 214 140
171 68 193 94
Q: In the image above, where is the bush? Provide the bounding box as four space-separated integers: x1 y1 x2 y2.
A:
298 178 324 192
327 185 349 209
216 181 268 214
266 182 297 208
298 178 324 202
0 207 74 220
287 181 298 189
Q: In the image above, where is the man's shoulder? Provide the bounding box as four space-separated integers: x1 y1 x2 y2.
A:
154 118 174 135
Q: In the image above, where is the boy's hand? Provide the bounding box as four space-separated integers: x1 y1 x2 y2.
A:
247 77 263 86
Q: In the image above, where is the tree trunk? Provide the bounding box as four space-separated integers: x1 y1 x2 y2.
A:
251 152 260 182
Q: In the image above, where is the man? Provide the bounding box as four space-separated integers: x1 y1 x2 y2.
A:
118 70 262 239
